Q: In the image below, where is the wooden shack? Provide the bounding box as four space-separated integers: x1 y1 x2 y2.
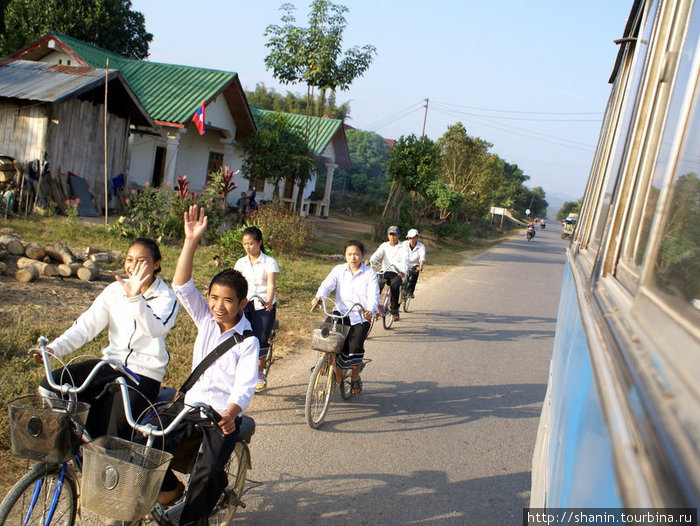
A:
0 59 153 211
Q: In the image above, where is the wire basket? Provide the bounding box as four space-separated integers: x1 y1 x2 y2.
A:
8 395 90 462
311 321 350 353
81 436 173 521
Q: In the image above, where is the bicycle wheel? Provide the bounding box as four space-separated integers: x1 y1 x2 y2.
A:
304 354 334 428
338 369 352 400
366 316 375 336
208 442 251 526
0 463 77 526
381 290 393 330
262 337 275 378
402 289 412 313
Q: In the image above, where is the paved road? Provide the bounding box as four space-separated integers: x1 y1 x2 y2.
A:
239 226 567 525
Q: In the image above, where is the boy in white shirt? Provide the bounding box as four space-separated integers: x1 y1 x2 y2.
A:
156 205 259 526
403 228 426 299
367 225 408 321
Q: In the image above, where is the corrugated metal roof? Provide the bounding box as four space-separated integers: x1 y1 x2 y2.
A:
50 32 239 125
250 106 344 157
0 58 116 103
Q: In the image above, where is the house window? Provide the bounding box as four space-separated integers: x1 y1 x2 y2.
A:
283 179 294 199
206 152 224 182
249 174 265 192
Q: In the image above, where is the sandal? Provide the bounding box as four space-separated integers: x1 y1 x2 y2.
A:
350 378 363 395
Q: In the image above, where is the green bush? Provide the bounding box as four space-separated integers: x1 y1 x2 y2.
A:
245 199 313 254
431 222 474 242
109 170 235 242
215 226 246 266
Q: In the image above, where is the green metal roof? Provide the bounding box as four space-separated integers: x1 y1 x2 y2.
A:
48 32 239 125
250 105 343 157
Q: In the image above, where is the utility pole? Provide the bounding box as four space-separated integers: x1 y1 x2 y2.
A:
421 98 429 138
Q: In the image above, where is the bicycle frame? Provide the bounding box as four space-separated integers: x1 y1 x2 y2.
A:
3 337 252 526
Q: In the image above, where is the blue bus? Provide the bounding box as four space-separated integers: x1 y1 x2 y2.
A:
531 0 700 512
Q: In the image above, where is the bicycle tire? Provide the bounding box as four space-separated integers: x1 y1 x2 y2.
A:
381 289 393 330
383 312 394 329
262 337 275 378
304 354 334 428
367 316 375 336
403 294 412 313
339 374 351 400
208 442 251 526
0 463 77 526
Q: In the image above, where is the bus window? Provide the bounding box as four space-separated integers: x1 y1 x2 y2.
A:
649 78 700 322
589 1 657 252
619 3 700 289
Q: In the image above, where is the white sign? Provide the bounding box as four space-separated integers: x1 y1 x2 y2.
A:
526 209 531 216
490 206 506 215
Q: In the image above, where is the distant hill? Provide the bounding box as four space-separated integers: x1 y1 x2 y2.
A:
546 191 580 220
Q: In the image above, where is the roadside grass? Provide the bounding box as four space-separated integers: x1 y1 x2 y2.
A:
0 214 506 493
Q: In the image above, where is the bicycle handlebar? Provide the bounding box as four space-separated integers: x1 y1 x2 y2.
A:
312 297 365 319
376 263 403 276
31 337 216 447
32 336 141 396
248 293 268 308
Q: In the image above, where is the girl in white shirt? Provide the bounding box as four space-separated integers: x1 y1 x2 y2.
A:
38 238 178 439
312 240 379 395
234 226 279 392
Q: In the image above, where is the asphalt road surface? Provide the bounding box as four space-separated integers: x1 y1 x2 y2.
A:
239 225 567 525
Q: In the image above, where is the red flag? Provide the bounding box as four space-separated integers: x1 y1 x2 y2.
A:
192 102 205 135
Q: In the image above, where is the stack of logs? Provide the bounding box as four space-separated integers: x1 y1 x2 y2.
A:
0 234 113 282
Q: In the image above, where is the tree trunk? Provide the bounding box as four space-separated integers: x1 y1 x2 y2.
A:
2 237 24 255
15 265 39 283
17 257 57 275
45 243 77 265
57 262 81 277
77 266 99 281
24 242 45 261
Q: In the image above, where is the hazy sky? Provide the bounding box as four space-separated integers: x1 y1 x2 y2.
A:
131 1 632 200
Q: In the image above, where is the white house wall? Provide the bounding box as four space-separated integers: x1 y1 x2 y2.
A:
127 133 157 186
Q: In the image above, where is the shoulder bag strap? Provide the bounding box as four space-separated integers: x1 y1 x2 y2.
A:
177 329 255 396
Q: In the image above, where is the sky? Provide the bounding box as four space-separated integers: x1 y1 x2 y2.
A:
130 1 632 200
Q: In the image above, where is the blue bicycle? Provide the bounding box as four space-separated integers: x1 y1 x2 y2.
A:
0 337 255 526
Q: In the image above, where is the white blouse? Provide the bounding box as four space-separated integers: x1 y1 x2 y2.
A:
234 252 279 310
315 263 379 325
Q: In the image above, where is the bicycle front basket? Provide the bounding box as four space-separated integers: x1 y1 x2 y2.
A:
8 395 90 462
81 436 173 521
311 321 350 353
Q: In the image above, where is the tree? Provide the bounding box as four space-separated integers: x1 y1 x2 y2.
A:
240 111 318 198
332 129 390 210
246 82 351 120
264 1 375 114
436 122 502 221
0 0 152 59
264 1 375 211
556 200 582 221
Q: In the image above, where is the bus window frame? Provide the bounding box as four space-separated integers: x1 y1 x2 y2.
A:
616 0 697 291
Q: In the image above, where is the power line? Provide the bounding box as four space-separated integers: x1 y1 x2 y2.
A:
431 99 604 116
430 107 595 153
430 101 602 122
361 100 425 131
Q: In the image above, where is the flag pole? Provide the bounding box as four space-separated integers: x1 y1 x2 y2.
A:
104 59 109 225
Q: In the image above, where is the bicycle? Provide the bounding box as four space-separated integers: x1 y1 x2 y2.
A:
371 264 404 331
0 337 255 526
399 265 421 314
304 299 369 429
248 294 279 380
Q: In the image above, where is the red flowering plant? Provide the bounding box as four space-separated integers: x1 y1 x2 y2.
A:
177 175 190 199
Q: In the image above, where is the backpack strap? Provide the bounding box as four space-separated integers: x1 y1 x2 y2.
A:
177 329 255 397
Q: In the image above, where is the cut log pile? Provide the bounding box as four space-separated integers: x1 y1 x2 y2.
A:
0 231 122 284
